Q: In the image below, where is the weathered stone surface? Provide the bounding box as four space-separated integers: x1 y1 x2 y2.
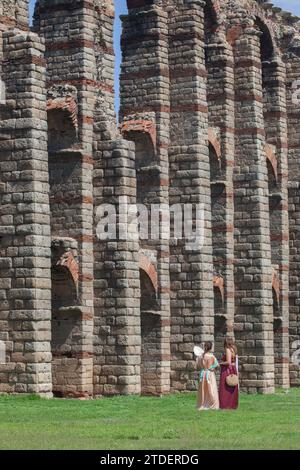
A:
0 0 300 397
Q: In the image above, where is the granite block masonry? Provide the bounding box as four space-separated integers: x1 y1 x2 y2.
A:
0 0 300 397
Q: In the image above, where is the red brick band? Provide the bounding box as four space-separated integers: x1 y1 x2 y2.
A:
50 195 93 205
235 93 263 103
49 153 93 165
47 79 113 94
235 59 262 70
170 32 204 43
121 68 169 80
235 128 265 137
170 67 207 79
4 56 46 67
0 15 29 31
46 39 114 56
121 32 167 47
170 104 208 113
207 92 235 102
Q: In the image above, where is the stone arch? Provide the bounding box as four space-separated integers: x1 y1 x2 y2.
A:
55 251 79 287
51 238 79 310
121 117 156 152
51 265 77 310
121 116 156 169
138 253 160 395
226 9 278 55
272 270 280 306
213 275 226 358
265 144 278 184
255 16 276 61
208 128 221 160
213 275 224 304
47 108 78 152
272 270 282 388
139 254 158 294
47 86 78 153
209 142 221 182
204 0 218 37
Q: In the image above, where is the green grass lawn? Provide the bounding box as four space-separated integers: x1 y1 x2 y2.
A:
0 388 299 450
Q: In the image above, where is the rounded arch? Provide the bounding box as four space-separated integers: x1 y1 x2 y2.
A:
267 160 277 195
255 16 275 62
55 251 79 287
208 128 221 160
204 0 218 37
51 265 77 309
139 254 158 293
265 144 278 183
272 271 280 307
47 108 78 152
213 275 224 303
209 142 221 182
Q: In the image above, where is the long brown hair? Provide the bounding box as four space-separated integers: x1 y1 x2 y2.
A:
224 337 237 355
204 341 213 354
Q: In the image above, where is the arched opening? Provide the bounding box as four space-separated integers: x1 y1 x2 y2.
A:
204 0 218 45
255 17 276 145
48 109 77 153
210 137 226 329
255 17 274 62
267 158 277 195
127 131 155 170
215 315 227 360
205 4 229 356
209 143 221 182
213 284 226 360
273 286 282 387
267 152 282 269
140 268 158 312
139 266 161 395
51 255 80 396
124 130 156 205
51 266 77 311
214 284 224 314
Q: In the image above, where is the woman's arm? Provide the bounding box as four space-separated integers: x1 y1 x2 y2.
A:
212 355 220 368
196 357 203 370
220 348 232 366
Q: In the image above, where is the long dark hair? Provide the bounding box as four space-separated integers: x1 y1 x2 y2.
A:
224 337 237 355
204 341 213 354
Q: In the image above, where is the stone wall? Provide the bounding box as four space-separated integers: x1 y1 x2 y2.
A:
120 0 300 394
286 49 300 387
1 0 300 397
0 26 52 396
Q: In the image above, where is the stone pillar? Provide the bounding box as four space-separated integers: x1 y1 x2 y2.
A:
233 25 274 393
93 139 141 396
168 0 214 391
286 51 300 387
35 0 95 397
262 56 290 388
92 0 141 396
205 29 235 353
0 30 52 397
120 1 171 395
0 0 29 31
